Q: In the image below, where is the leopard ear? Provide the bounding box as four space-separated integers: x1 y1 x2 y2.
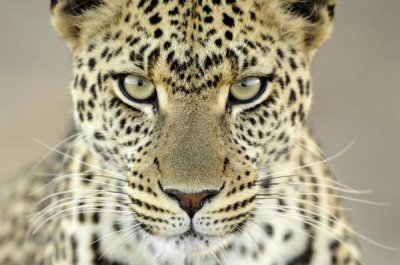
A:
50 0 119 48
282 0 337 54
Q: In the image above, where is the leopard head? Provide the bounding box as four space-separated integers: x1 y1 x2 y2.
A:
51 0 336 255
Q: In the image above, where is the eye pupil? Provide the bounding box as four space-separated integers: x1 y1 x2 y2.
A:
137 79 144 86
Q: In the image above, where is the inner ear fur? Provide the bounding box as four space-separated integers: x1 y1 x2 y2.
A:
283 0 337 53
50 0 121 48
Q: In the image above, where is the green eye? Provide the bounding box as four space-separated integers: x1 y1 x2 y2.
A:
229 77 267 103
118 74 156 103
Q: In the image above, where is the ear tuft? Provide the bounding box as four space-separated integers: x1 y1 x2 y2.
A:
51 0 103 15
284 0 336 23
50 0 105 47
50 0 58 10
281 0 337 55
288 0 325 23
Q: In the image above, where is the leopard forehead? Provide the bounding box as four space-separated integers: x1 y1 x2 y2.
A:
53 0 333 87
73 1 294 94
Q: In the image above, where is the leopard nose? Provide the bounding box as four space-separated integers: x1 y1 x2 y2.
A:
164 189 219 218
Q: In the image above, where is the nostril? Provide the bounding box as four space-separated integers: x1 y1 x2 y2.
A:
200 190 219 205
161 187 220 218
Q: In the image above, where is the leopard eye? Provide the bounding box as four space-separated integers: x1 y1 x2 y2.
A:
118 74 156 103
229 77 267 104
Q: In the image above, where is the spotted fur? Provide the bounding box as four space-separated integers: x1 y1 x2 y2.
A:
0 0 361 264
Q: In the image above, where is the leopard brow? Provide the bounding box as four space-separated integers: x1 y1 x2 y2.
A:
109 65 147 78
238 65 275 80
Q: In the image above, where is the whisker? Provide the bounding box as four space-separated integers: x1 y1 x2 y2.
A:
29 170 94 195
256 192 388 206
30 207 131 235
28 132 83 176
58 134 86 175
258 140 356 178
30 197 129 221
31 201 130 221
29 171 128 196
32 190 127 210
256 180 372 195
91 221 140 247
255 194 351 211
32 138 126 179
258 174 370 193
31 206 129 226
102 223 150 263
257 205 399 251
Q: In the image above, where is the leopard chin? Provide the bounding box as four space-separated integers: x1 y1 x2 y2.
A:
148 231 234 256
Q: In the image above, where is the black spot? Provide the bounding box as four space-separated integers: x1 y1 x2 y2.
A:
80 76 87 90
214 38 222 47
88 58 96 71
264 223 274 237
70 235 78 264
204 56 213 69
225 31 233 40
154 28 163 38
168 7 179 15
148 47 160 70
101 47 109 58
204 16 214 23
203 4 212 13
249 11 257 21
124 13 131 23
277 48 285 59
329 240 340 251
94 132 105 140
92 212 100 223
149 12 162 24
232 6 243 15
283 231 293 242
289 89 297 104
222 13 235 27
289 57 298 70
163 41 171 50
143 0 159 14
298 78 305 95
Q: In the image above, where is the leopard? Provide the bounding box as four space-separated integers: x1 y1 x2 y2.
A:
0 0 362 264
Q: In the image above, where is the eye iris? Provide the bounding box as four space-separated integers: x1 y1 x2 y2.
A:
230 77 263 102
121 75 156 101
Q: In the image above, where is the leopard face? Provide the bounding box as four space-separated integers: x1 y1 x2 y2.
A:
51 0 335 255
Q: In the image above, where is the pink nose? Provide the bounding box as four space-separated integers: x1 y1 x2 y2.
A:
164 189 218 218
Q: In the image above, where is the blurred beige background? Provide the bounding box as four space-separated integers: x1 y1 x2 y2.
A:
0 1 399 264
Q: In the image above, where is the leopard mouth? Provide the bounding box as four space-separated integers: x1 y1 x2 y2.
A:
179 228 210 241
140 224 234 256
166 230 232 255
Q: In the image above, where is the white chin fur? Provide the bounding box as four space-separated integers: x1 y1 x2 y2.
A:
149 233 234 258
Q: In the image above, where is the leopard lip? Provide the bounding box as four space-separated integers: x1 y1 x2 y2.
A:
180 226 207 238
